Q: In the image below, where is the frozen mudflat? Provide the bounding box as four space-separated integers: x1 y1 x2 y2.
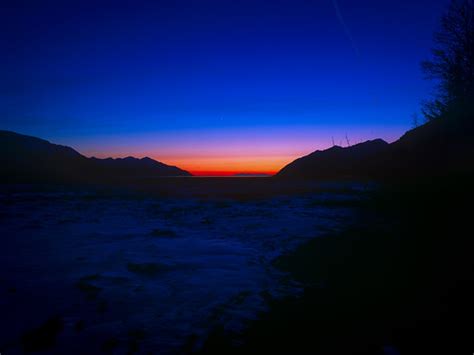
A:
0 185 363 354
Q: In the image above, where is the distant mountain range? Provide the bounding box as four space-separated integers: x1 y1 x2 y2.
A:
2 116 473 184
0 130 191 183
277 117 474 180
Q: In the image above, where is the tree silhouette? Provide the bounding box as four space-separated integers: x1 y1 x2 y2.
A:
422 0 474 120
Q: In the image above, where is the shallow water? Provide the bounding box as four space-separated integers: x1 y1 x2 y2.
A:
0 189 359 353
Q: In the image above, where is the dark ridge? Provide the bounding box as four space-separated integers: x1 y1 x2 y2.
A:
0 130 192 183
276 139 389 180
276 117 474 180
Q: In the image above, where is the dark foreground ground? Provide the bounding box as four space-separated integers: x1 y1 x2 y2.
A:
1 176 473 354
0 178 365 354
200 174 474 355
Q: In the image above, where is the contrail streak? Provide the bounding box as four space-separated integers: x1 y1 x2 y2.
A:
331 0 360 58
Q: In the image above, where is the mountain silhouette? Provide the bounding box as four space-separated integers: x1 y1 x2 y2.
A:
380 116 474 179
277 117 474 180
0 130 191 183
277 139 389 180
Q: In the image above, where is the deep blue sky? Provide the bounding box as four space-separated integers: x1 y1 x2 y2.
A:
0 0 449 173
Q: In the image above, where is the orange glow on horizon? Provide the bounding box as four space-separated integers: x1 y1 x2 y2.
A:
189 170 276 176
153 155 297 177
73 125 407 177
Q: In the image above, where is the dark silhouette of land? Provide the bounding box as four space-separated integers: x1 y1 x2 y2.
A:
277 117 474 180
0 130 191 183
277 138 389 180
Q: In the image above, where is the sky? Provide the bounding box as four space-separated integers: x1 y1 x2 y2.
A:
1 0 449 175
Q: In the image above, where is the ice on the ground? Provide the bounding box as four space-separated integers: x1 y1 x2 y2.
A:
0 188 359 353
